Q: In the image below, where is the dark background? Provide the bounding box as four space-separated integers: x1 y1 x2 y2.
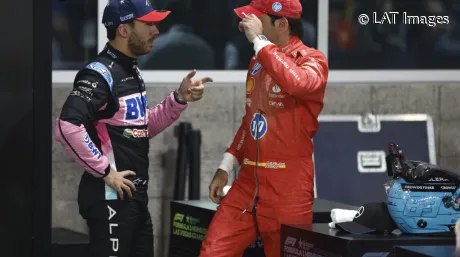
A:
52 0 460 70
0 0 52 257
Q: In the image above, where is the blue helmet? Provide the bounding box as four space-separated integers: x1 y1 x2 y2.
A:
385 142 460 234
386 176 460 234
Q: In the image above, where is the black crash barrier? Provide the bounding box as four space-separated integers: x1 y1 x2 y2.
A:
1 0 52 257
280 224 455 257
51 228 89 257
174 122 201 200
169 199 358 257
395 245 458 257
187 130 201 200
174 122 191 200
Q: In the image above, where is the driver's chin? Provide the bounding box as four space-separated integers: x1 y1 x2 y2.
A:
130 42 150 56
139 45 152 56
147 43 153 51
135 47 152 57
143 42 154 53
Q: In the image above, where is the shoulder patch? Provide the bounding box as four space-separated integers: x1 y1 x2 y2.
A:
86 62 114 92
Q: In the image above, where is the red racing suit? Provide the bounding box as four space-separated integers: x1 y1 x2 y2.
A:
200 36 328 257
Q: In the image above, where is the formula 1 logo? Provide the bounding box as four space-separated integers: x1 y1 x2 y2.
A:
173 213 185 222
284 236 296 246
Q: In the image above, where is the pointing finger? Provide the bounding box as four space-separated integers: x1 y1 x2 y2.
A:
186 69 197 80
200 77 213 84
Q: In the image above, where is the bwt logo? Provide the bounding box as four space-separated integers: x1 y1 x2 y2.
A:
284 236 296 246
125 94 148 120
82 134 102 159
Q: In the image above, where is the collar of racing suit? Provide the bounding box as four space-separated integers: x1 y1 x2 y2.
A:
102 43 138 71
279 36 304 57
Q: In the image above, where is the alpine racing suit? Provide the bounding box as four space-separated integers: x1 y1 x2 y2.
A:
55 43 187 257
200 36 329 257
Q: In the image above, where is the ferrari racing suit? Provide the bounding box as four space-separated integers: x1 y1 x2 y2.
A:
55 43 187 257
200 36 329 257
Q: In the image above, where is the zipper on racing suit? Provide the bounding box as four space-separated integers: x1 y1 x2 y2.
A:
132 65 148 201
242 110 263 215
133 65 147 126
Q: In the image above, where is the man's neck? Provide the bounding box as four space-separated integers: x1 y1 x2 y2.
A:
274 35 291 47
108 41 136 58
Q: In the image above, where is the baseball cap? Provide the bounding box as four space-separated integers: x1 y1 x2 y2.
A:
102 0 171 28
234 0 302 19
335 202 398 234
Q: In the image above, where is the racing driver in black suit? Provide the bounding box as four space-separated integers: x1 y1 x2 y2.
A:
55 0 213 256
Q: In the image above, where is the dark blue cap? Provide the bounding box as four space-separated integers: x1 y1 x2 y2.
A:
102 0 171 28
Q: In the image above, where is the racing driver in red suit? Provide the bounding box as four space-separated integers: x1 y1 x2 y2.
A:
200 0 329 256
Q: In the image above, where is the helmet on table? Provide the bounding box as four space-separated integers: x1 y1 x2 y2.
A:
385 142 460 234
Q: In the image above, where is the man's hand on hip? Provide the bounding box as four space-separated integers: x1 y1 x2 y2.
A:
103 169 137 200
178 70 213 103
209 169 229 204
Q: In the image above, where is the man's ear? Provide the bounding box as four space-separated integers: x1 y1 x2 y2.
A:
118 24 131 38
275 17 289 32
